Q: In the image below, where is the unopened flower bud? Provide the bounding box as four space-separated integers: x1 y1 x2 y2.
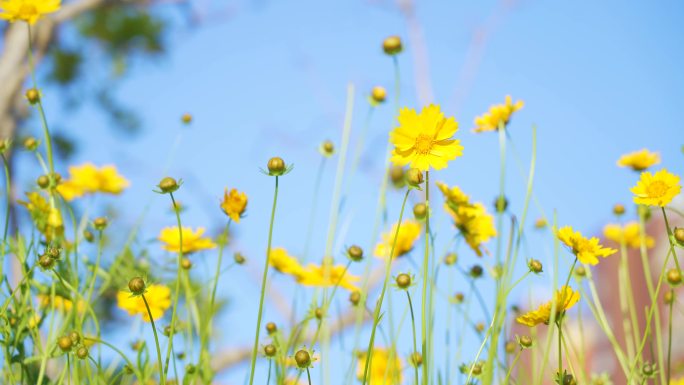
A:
83 229 95 243
674 227 684 244
396 273 411 289
76 347 88 360
453 292 465 304
406 168 423 187
382 36 403 55
667 268 682 286
294 350 311 368
349 290 361 306
58 336 73 352
23 136 38 151
505 341 516 354
494 196 508 213
534 218 547 229
314 308 324 320
443 253 457 266
93 217 108 231
413 203 427 220
264 344 277 357
267 157 286 176
613 203 625 216
519 335 533 348
128 277 146 295
158 177 180 193
410 352 423 367
181 113 193 124
664 290 675 305
37 175 49 189
69 331 81 344
320 140 335 156
234 252 246 265
528 259 543 274
181 258 192 270
574 265 586 278
389 166 405 188
38 254 54 270
370 86 386 104
266 322 277 335
470 265 483 279
185 364 196 374
25 88 40 104
642 362 655 377
475 322 485 333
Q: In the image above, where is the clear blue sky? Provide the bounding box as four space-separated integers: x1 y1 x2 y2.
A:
20 0 684 382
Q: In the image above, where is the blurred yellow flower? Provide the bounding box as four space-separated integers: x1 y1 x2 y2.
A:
516 286 580 327
630 169 681 207
37 294 84 313
556 226 616 265
116 284 171 322
28 313 41 328
269 247 306 278
437 182 496 257
603 222 654 249
356 348 403 385
374 220 422 259
0 0 60 24
57 163 130 201
298 263 360 291
158 226 217 253
670 378 684 385
18 192 63 241
389 104 463 171
220 188 248 223
617 149 660 171
473 95 524 133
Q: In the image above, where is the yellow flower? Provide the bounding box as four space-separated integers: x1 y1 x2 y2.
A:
630 169 681 207
116 284 171 322
158 226 217 253
603 222 654 249
437 182 496 256
37 294 84 313
617 149 660 171
220 188 248 223
356 348 403 385
389 104 463 171
57 163 130 201
670 378 684 385
18 192 63 241
516 286 580 327
28 313 41 328
297 263 360 291
473 95 524 133
0 0 60 24
374 220 422 259
555 226 616 265
269 247 305 277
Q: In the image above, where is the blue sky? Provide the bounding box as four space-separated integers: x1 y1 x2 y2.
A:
17 0 684 382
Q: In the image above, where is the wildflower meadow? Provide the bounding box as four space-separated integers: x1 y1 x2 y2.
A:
0 1 683 385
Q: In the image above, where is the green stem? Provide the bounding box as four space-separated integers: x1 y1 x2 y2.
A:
406 290 419 385
661 207 681 271
362 188 411 385
503 349 522 385
142 293 165 385
206 219 232 353
163 192 184 376
248 175 280 385
1 154 11 244
420 171 430 385
306 367 313 385
667 289 674 384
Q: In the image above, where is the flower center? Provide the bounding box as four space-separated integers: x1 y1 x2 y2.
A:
18 4 38 17
646 181 668 197
414 134 433 155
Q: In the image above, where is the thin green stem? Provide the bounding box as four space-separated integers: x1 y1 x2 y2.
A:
420 171 430 385
667 289 674 384
142 293 165 385
406 290 419 385
306 367 313 385
163 192 184 377
248 175 280 385
661 207 681 271
1 154 11 244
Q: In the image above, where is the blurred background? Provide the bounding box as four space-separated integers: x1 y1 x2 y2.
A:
2 0 684 383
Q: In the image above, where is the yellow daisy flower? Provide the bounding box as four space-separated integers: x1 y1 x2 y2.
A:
37 294 84 313
516 286 580 327
389 104 463 171
437 181 497 257
220 188 248 223
297 263 360 291
670 377 684 385
269 247 305 277
116 284 171 322
473 95 524 133
555 226 616 265
158 226 217 253
374 220 422 259
616 149 660 171
0 0 60 24
603 221 655 249
57 163 130 201
356 348 403 385
18 191 63 241
630 169 681 207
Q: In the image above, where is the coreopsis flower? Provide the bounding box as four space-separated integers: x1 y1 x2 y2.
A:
269 247 305 277
220 188 248 222
555 226 616 265
473 95 524 133
356 348 403 385
630 169 681 207
437 182 496 256
57 163 130 201
389 104 463 171
297 263 360 291
516 286 580 327
18 191 63 241
158 226 217 253
603 222 655 249
671 377 684 385
37 294 84 313
374 220 422 259
116 284 171 322
616 149 660 171
0 0 60 24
